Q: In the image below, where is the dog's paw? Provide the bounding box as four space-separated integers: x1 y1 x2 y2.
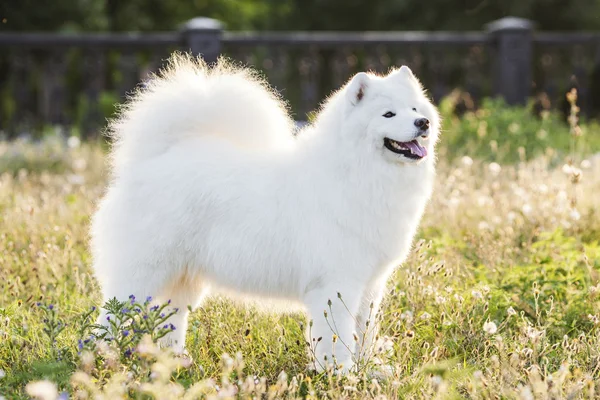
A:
366 364 395 381
307 358 356 376
174 351 194 369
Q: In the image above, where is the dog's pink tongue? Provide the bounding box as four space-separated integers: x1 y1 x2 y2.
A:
405 140 427 157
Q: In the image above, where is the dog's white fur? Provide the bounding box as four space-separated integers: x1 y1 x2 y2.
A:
91 54 440 372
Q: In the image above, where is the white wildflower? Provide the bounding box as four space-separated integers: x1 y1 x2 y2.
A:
562 163 573 174
67 136 81 149
454 294 464 303
526 326 543 340
580 159 591 169
72 158 87 171
373 336 394 355
483 321 497 335
508 122 520 134
67 174 85 185
522 204 532 215
461 156 473 167
488 162 501 175
400 310 413 322
507 306 517 317
556 190 568 202
420 312 432 320
536 129 548 139
570 209 581 221
519 385 534 400
471 290 483 300
26 380 58 400
478 221 490 231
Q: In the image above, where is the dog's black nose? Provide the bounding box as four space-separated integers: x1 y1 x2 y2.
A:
414 118 430 131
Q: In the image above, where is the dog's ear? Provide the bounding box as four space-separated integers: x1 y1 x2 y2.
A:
346 72 370 106
388 66 421 86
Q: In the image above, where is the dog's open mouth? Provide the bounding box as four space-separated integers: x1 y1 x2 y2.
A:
384 138 427 160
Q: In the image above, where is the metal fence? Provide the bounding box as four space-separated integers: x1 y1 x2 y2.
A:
1 16 599 138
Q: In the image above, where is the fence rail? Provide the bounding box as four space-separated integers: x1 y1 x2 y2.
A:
1 16 599 138
223 31 488 45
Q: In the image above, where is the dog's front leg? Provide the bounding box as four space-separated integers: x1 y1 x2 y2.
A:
353 278 388 364
303 282 363 373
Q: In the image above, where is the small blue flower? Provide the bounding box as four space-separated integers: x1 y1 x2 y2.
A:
145 296 152 304
163 324 169 329
170 324 176 331
150 305 159 311
123 330 129 337
91 306 97 311
160 313 165 318
124 348 133 358
167 299 172 305
106 316 111 321
78 340 83 350
121 308 130 314
48 304 54 310
174 308 179 313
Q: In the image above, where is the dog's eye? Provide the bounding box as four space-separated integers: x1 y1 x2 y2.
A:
412 108 417 112
383 111 396 118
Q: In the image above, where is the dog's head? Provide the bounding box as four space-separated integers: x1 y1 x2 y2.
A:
340 66 440 165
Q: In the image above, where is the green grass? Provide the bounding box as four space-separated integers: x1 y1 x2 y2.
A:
0 99 599 399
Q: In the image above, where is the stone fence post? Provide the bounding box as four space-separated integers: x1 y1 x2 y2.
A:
181 17 223 64
486 17 534 105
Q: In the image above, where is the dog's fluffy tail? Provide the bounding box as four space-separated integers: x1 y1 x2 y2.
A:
107 53 294 172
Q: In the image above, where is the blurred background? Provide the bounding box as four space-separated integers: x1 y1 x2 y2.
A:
1 0 600 141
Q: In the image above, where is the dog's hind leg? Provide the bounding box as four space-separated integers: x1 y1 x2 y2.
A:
156 270 208 354
94 262 170 336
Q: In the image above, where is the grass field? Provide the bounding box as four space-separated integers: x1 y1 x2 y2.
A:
0 96 599 399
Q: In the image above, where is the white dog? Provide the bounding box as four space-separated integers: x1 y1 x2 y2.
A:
90 53 439 372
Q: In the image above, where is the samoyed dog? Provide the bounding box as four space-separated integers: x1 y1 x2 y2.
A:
91 53 439 372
